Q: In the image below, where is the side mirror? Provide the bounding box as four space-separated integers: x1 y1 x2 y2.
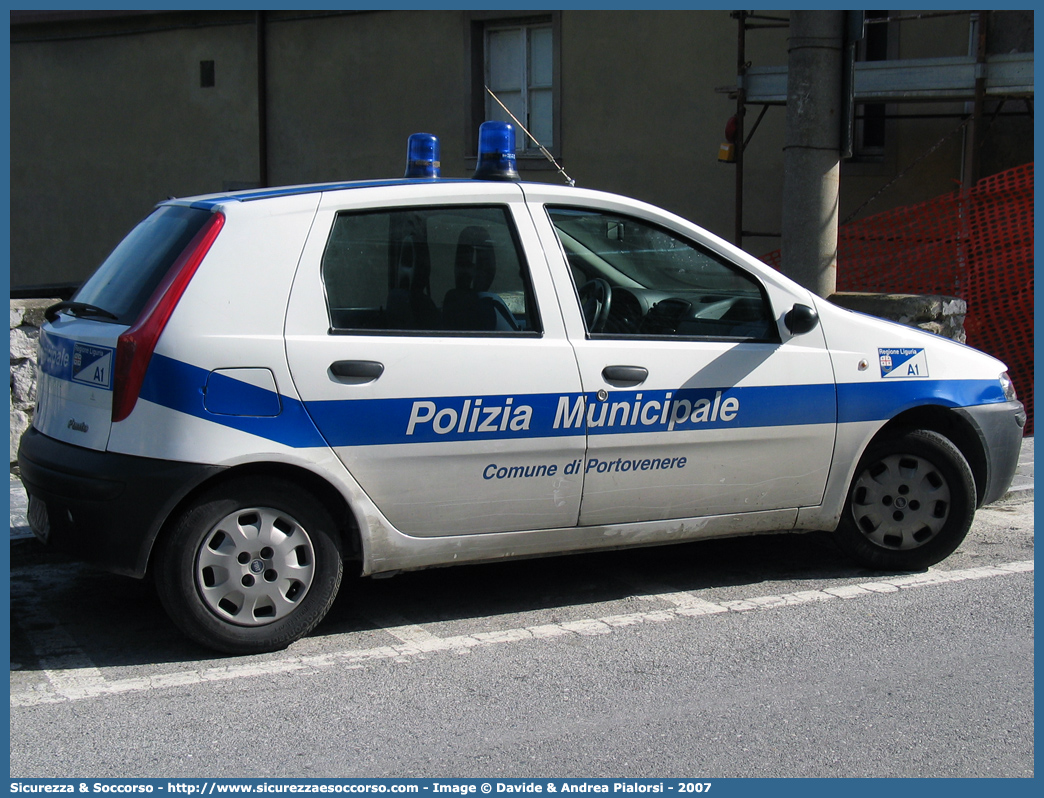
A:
784 303 819 335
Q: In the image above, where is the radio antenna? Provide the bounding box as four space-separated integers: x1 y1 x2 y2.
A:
484 86 575 187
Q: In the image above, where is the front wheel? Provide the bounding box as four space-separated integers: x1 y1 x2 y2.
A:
835 429 976 570
155 477 343 654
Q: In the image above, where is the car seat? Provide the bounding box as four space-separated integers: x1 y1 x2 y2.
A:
442 226 519 331
385 229 439 330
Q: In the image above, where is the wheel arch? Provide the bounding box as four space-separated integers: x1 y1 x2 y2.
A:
871 404 988 506
146 461 363 577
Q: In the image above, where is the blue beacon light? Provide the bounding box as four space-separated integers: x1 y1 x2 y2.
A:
472 120 520 181
404 133 440 178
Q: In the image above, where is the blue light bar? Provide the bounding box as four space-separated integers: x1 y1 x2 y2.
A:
404 133 440 178
472 121 519 181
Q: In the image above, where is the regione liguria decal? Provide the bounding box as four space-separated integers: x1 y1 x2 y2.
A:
879 347 929 379
38 331 115 391
71 343 114 390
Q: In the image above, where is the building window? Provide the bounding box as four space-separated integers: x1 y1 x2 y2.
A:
485 23 553 151
469 14 560 161
853 10 892 158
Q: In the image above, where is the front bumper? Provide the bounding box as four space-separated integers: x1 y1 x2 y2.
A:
955 399 1026 506
17 427 224 577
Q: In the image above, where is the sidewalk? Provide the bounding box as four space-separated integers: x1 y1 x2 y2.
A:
8 436 1035 543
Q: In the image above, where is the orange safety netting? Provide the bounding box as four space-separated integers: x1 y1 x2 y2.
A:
763 162 1034 434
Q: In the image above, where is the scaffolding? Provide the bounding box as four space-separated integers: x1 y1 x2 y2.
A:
721 10 1034 246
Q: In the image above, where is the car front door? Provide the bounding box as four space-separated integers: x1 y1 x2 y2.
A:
526 191 837 527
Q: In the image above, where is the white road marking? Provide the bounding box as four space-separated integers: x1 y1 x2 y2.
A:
609 569 732 615
10 560 1034 707
11 597 109 700
359 608 443 646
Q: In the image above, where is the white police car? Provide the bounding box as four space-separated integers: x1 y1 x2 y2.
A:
19 122 1025 654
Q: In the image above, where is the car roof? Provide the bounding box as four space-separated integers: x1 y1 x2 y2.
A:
167 177 565 211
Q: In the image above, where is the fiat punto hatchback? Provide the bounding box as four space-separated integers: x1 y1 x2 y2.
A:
19 123 1025 653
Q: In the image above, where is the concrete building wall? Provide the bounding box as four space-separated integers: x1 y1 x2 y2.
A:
11 14 260 288
10 10 1033 290
264 11 469 186
558 11 770 239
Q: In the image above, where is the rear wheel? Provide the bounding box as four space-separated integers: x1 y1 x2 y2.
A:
155 477 343 654
835 429 976 570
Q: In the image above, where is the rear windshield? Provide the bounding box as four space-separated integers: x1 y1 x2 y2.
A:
72 204 212 324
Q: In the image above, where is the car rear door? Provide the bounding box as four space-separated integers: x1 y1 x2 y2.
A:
285 183 586 537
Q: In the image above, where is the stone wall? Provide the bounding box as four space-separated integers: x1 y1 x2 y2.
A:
10 299 57 464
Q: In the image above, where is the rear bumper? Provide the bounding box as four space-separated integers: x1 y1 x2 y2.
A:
955 400 1026 506
17 427 224 577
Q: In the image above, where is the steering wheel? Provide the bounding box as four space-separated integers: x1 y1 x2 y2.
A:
578 278 613 332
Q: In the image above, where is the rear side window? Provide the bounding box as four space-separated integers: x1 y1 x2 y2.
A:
73 205 212 325
322 205 541 335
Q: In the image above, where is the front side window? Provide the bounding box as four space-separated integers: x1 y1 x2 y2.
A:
322 206 540 335
547 207 778 341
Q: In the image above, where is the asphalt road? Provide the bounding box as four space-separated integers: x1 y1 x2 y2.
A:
8 477 1033 778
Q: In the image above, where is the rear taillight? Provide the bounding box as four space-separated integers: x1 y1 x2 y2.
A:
112 211 225 423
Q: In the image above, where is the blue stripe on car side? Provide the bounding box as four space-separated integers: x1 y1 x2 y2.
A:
837 379 1006 422
139 355 327 448
137 354 1006 449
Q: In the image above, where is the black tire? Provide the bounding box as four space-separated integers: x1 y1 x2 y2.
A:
835 429 976 570
155 477 343 654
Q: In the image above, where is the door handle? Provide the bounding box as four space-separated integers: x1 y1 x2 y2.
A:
601 365 648 386
330 360 385 382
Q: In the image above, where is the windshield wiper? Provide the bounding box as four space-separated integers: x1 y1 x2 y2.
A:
45 301 120 323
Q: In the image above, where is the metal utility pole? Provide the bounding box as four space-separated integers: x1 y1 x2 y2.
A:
962 11 988 190
780 11 844 298
733 11 747 246
257 11 269 188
